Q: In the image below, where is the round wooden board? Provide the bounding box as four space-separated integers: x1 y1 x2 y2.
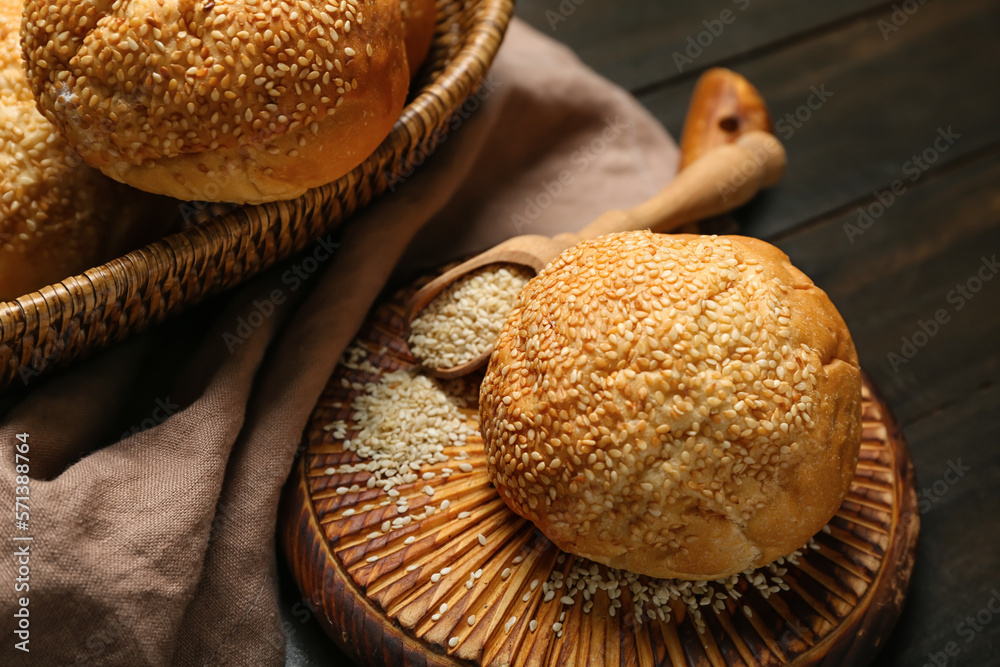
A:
280 282 919 667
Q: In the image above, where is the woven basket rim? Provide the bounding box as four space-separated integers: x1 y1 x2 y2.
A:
0 0 514 374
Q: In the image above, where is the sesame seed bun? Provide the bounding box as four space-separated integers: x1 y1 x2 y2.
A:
0 0 167 299
480 231 862 580
20 0 410 204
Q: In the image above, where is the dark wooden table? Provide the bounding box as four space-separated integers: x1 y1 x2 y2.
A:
282 1 1000 664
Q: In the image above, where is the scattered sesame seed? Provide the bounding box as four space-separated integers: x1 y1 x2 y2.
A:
320 360 477 493
478 534 487 546
366 556 378 563
528 543 816 631
448 637 459 648
467 615 476 626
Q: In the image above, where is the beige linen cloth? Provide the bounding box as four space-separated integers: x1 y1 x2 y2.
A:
0 20 678 666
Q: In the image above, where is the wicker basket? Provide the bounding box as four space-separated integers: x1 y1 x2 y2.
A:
0 0 514 390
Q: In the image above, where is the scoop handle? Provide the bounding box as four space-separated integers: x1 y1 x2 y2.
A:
571 130 785 240
407 131 786 328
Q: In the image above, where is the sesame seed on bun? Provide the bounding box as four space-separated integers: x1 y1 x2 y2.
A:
480 231 862 580
0 0 166 299
20 0 411 204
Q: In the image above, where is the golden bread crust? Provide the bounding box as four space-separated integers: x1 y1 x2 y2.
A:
480 231 862 580
1 0 162 298
20 0 410 203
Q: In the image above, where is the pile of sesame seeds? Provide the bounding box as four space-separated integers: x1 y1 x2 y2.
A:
409 264 533 369
323 343 478 495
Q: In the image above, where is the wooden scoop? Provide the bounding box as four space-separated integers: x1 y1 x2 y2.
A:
408 70 783 378
407 131 785 378
675 67 773 234
678 67 772 171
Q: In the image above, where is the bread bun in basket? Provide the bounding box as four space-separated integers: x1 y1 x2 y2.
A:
20 0 411 204
1 0 167 299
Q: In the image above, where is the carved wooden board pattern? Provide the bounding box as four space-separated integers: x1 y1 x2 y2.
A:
281 284 919 667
